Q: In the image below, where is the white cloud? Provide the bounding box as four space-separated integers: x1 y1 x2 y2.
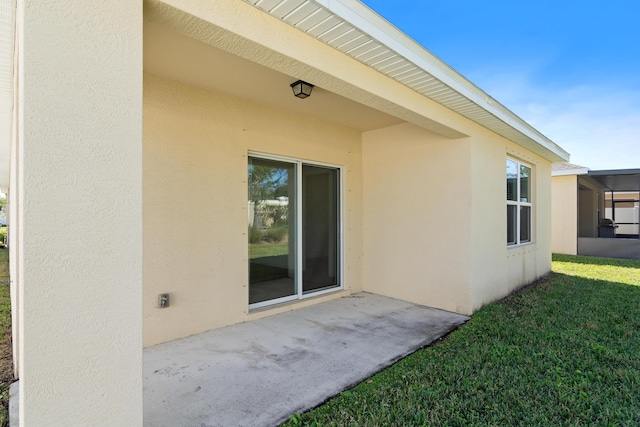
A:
468 68 640 170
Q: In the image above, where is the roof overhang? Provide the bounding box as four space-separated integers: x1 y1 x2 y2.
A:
242 0 569 163
587 169 640 192
552 164 590 177
144 19 406 133
146 0 468 138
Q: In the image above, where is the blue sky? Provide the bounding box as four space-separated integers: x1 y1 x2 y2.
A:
361 0 640 170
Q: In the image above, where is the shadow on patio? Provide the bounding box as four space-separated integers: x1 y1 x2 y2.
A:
143 292 468 427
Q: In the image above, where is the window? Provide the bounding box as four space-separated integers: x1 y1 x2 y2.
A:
507 158 532 245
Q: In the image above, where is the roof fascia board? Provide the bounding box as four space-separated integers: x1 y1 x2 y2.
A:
588 168 640 176
318 0 485 97
552 168 590 177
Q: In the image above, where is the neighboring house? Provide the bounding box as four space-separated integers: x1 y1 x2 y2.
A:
552 163 640 258
0 0 569 424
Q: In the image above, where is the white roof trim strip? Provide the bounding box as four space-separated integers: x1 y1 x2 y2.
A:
244 0 569 162
552 168 590 177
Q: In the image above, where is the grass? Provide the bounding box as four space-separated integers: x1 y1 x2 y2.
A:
0 248 11 427
282 254 640 426
249 242 288 259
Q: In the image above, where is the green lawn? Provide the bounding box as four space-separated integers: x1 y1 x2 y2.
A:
0 248 11 427
282 254 640 426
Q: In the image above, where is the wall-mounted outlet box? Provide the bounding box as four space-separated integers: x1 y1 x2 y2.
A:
158 293 170 308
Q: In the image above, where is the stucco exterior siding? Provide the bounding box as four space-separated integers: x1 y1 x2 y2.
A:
362 123 554 316
362 123 473 314
470 135 553 310
552 172 609 256
143 73 364 346
551 175 578 255
15 0 143 425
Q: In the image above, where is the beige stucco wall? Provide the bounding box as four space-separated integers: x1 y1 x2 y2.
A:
9 15 19 379
469 136 553 310
551 175 578 255
15 1 143 425
143 73 363 346
362 121 554 315
361 123 473 314
145 74 556 335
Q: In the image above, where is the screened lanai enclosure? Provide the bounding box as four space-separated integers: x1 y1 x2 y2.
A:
577 169 640 259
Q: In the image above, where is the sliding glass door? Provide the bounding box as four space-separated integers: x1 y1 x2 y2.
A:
302 165 339 293
248 154 341 308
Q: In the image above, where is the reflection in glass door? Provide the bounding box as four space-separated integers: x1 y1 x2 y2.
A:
248 155 341 308
248 158 296 305
302 165 339 293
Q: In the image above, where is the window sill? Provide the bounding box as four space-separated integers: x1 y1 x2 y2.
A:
507 241 534 249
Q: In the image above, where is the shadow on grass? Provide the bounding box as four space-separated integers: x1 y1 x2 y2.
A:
553 253 640 269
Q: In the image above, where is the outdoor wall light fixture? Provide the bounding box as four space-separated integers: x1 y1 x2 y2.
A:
290 80 314 99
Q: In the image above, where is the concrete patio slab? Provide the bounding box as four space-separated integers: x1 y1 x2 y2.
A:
143 292 469 427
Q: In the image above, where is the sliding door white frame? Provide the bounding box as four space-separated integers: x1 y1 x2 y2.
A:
248 151 343 310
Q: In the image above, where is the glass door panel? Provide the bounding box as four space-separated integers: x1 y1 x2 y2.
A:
302 165 339 293
248 157 296 305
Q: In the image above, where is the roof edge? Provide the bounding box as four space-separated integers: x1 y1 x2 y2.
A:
552 168 589 177
325 0 569 161
588 168 640 176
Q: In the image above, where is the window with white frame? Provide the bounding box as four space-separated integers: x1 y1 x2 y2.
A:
507 158 532 245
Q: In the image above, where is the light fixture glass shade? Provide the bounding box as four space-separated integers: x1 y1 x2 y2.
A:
290 80 314 99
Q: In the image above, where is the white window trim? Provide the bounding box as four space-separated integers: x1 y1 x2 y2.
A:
507 158 533 247
248 151 344 310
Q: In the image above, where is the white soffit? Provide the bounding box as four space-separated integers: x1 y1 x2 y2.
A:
0 0 15 190
244 0 570 162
